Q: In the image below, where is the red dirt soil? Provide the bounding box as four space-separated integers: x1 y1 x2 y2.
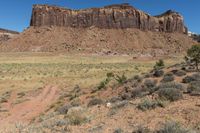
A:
0 86 59 128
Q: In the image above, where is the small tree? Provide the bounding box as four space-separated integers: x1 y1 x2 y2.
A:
187 45 200 71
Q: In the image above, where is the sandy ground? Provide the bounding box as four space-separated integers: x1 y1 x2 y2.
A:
0 86 59 128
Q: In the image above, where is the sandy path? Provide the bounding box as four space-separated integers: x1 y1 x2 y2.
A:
0 86 58 127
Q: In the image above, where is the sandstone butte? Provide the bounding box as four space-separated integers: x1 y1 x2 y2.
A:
30 3 188 34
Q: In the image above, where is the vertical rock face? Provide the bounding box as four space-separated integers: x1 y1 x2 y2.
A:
30 3 187 33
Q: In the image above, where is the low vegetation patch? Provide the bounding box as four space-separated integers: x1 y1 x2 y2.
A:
161 72 174 83
158 82 184 91
187 81 200 95
182 73 200 83
66 107 89 125
158 87 183 101
154 59 165 70
143 79 158 94
171 69 186 77
153 69 164 77
137 99 165 111
87 98 103 107
158 121 193 133
132 126 151 133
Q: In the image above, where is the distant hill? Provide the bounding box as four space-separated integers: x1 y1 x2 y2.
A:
0 28 19 44
0 4 197 55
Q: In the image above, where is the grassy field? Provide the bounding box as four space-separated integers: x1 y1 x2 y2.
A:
0 52 183 94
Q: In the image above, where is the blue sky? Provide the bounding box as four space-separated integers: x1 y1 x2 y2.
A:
0 0 199 33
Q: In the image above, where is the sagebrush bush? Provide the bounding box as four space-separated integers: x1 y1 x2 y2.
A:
57 104 72 114
113 128 123 133
133 75 143 82
66 107 88 125
137 99 165 111
144 79 157 88
158 121 190 133
158 88 183 101
131 87 148 98
132 126 151 133
143 79 158 94
171 69 186 77
182 73 200 83
161 73 174 83
87 98 103 107
158 82 184 91
153 69 164 77
187 81 200 95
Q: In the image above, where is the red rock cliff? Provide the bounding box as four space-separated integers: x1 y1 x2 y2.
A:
30 3 187 33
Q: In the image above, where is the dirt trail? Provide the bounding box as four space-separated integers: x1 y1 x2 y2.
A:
0 86 59 127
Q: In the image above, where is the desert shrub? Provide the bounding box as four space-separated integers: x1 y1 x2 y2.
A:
70 98 81 106
97 78 110 90
144 79 157 88
108 96 122 103
131 87 148 98
143 73 152 78
137 99 165 111
111 100 128 110
158 82 184 91
66 107 89 125
133 75 143 82
182 73 200 83
132 126 151 133
57 104 72 114
161 73 174 83
153 69 164 77
157 121 190 133
87 98 103 107
171 70 186 77
154 59 165 70
187 81 200 95
143 79 158 94
113 128 123 133
115 74 127 84
186 45 200 71
121 93 132 100
158 88 183 101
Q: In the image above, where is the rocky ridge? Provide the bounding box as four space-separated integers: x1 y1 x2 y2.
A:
30 3 187 33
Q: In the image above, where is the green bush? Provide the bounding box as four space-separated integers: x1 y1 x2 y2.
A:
115 74 127 84
186 45 200 71
154 59 165 70
158 88 183 101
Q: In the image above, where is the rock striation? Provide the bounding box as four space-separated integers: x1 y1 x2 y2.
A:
30 3 187 33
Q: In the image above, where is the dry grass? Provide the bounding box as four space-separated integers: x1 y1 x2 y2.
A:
0 52 182 95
